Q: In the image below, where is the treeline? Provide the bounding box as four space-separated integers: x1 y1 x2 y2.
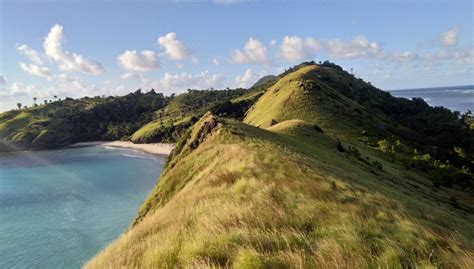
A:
0 88 253 150
312 61 473 172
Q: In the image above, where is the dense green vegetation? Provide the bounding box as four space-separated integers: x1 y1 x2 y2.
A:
0 88 251 151
83 62 473 268
130 88 250 143
245 63 473 191
87 113 473 268
0 90 166 151
2 61 473 268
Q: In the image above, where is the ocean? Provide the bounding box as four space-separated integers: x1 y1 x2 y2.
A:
0 146 165 268
389 85 474 113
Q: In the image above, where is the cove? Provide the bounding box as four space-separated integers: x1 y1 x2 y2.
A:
0 146 165 268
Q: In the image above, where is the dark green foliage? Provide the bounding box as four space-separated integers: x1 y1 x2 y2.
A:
336 139 345 152
320 60 344 71
312 64 473 171
278 61 317 78
130 88 253 144
347 145 362 159
251 75 277 88
378 145 474 191
0 91 168 150
371 160 383 171
210 98 254 120
314 125 324 133
1 87 257 150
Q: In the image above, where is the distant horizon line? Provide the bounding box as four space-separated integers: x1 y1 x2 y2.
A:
388 84 474 92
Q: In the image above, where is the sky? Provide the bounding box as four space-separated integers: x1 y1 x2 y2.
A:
0 0 473 111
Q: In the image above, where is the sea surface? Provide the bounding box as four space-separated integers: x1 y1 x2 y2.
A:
0 146 165 268
390 85 474 113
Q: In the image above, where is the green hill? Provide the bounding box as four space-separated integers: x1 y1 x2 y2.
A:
85 63 473 268
130 88 249 143
0 88 251 151
86 112 473 268
251 75 277 88
245 62 473 190
0 90 168 151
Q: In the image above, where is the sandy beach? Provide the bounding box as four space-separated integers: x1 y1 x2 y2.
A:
70 141 174 156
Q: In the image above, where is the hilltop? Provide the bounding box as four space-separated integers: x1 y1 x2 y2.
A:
84 62 473 268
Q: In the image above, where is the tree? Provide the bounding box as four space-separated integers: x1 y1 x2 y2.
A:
54 95 58 101
33 97 37 105
44 100 47 105
17 103 22 110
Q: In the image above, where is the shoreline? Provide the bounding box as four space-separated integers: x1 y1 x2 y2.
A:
69 141 174 156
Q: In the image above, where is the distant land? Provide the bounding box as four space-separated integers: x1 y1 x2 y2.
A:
393 84 474 92
86 62 473 268
1 61 473 268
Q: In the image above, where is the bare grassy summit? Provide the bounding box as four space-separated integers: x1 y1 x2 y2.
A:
86 86 473 268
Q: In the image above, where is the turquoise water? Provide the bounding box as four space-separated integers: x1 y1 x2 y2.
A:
0 146 165 268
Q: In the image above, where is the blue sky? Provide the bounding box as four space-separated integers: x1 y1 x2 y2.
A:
0 0 473 111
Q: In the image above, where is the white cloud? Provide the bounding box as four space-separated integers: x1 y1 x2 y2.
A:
235 68 255 88
56 73 80 82
17 44 43 65
270 39 277 46
232 37 268 65
422 47 473 64
137 71 224 92
19 62 52 79
1 82 43 100
441 27 458 47
369 63 391 80
279 36 321 62
44 24 104 75
327 35 381 59
212 57 220 65
0 75 5 84
160 71 222 89
452 48 474 64
121 72 143 80
117 50 160 72
157 32 191 61
387 51 417 62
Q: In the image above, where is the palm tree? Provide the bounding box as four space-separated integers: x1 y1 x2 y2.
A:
17 103 22 110
54 95 57 101
33 97 37 105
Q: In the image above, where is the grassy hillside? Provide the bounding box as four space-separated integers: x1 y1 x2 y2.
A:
86 62 473 268
0 90 168 151
244 65 373 139
3 61 471 267
0 88 252 151
130 89 249 143
245 62 473 191
86 112 473 268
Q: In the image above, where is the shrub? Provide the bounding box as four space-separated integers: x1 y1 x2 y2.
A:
372 160 383 170
336 139 345 152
